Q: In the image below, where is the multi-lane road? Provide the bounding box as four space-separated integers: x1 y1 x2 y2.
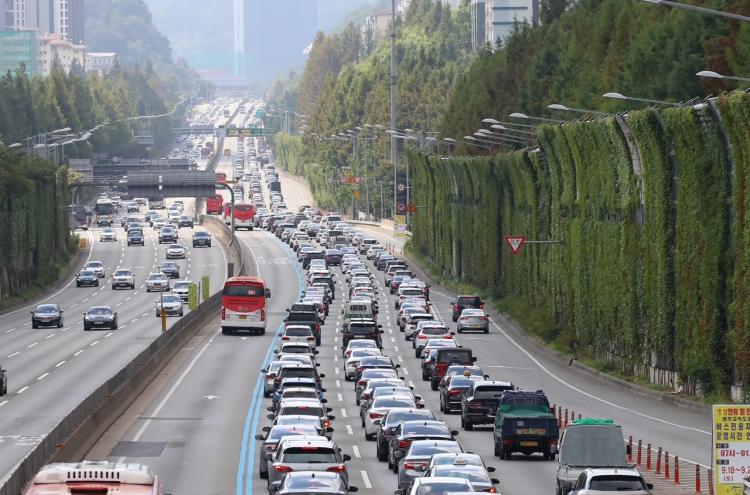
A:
80 139 713 495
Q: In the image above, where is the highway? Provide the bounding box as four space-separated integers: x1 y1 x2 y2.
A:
83 140 713 495
0 200 228 482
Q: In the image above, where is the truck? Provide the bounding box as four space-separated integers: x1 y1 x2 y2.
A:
269 181 281 193
556 418 631 495
492 389 559 461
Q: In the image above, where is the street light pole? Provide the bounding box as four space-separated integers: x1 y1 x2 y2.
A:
390 0 397 220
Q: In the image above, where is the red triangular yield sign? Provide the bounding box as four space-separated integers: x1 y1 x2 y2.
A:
504 236 526 255
354 176 362 185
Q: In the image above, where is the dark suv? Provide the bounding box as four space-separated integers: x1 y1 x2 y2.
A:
302 250 325 269
285 311 321 345
460 380 515 430
451 295 483 322
376 408 436 462
342 318 384 348
430 348 476 391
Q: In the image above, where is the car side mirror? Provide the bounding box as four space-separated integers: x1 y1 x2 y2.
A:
450 332 455 336
417 403 424 409
551 444 559 454
60 310 63 313
491 478 500 485
348 487 358 493
326 407 333 412
263 452 274 461
395 364 401 368
328 415 336 420
30 311 34 314
451 430 459 436
394 451 404 459
373 419 382 425
626 445 631 455
266 414 274 420
254 434 265 440
487 466 496 473
319 374 326 378
472 357 478 362
262 426 271 432
321 388 327 392
340 309 345 314
273 348 279 354
378 324 383 328
562 482 575 495
82 313 86 317
343 454 352 461
283 318 287 322
394 491 403 495
315 351 320 355
415 465 426 472
260 368 267 373
380 330 385 334
326 426 334 433
484 375 490 379
647 484 654 490
321 399 328 403
266 407 274 411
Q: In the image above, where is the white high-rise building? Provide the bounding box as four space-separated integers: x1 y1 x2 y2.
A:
3 0 83 43
485 0 538 47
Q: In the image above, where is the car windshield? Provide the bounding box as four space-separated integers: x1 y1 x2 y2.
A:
174 282 190 289
373 397 413 408
410 442 462 456
195 231 209 237
86 262 102 268
448 377 478 387
88 307 112 316
415 482 471 495
169 244 182 249
285 327 312 337
268 426 318 440
161 295 181 303
162 263 177 268
285 475 342 490
282 447 337 463
432 455 484 467
128 231 141 237
36 305 58 313
404 425 450 436
588 476 646 491
79 270 95 276
114 270 131 276
387 411 434 425
150 274 167 281
102 228 114 233
433 467 489 483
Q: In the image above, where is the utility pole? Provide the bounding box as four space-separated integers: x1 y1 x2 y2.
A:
390 0 397 220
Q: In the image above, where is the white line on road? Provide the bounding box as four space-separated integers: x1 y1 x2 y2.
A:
7 352 19 358
334 367 339 374
63 326 70 331
336 380 341 388
402 368 409 375
394 346 399 352
17 386 29 394
55 361 65 367
130 319 138 323
5 328 14 333
105 332 113 338
0 401 7 407
361 471 372 489
409 381 415 388
334 355 338 362
74 350 84 356
27 343 37 348
37 373 48 380
346 425 353 434
397 356 403 362
391 337 395 342
90 341 99 347
338 393 343 401
341 409 347 418
45 334 55 339
353 446 361 458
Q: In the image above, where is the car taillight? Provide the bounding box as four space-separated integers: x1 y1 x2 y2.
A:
281 336 290 340
435 363 446 374
326 465 346 472
274 465 293 472
549 439 558 445
443 335 453 339
447 388 461 396
315 323 320 331
323 419 330 427
357 366 365 371
261 309 265 321
418 334 426 339
479 304 484 309
221 308 226 320
484 488 496 493
369 412 383 419
397 440 412 448
479 316 487 320
403 462 426 470
275 377 282 382
460 316 469 320
307 336 315 341
391 282 396 287
358 380 366 386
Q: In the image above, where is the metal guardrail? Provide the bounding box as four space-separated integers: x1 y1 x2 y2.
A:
346 220 412 238
0 293 222 495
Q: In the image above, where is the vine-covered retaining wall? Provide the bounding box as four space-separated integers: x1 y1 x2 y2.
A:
0 148 72 301
409 91 750 397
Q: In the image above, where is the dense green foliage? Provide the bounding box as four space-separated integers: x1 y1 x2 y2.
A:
0 64 179 158
86 0 204 89
0 147 72 302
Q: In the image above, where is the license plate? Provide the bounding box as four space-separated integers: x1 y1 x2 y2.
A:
469 324 479 327
520 441 538 447
516 428 545 435
238 315 247 320
353 335 365 339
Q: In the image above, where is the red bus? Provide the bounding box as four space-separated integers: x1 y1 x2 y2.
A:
222 202 255 230
206 195 223 214
221 276 271 335
201 147 211 158
215 172 227 182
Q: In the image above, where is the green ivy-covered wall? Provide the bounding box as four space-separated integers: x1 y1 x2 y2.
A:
409 93 750 396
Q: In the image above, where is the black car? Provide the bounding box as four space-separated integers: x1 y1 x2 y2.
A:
376 408 436 462
97 216 112 227
302 250 326 269
439 375 480 414
325 249 342 266
451 295 483 322
0 365 7 396
127 230 144 246
76 270 99 287
192 230 212 247
83 306 118 330
388 420 459 470
30 304 64 328
342 319 384 348
460 380 515 430
160 262 180 279
178 215 194 228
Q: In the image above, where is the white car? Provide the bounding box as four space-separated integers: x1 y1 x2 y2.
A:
99 228 117 242
366 245 385 260
172 280 192 301
111 269 135 290
166 244 186 259
146 272 170 292
154 293 184 317
168 212 181 225
344 348 383 381
280 325 317 349
405 315 439 340
363 395 417 440
85 261 105 278
153 218 167 230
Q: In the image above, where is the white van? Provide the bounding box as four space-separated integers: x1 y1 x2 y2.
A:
341 300 376 327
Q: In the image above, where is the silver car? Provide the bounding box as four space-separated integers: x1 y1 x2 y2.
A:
456 308 490 333
255 424 321 479
154 293 183 317
99 228 117 242
396 440 463 489
166 243 186 259
261 361 286 397
146 272 170 292
172 280 192 301
270 471 358 495
265 436 351 489
85 261 105 278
